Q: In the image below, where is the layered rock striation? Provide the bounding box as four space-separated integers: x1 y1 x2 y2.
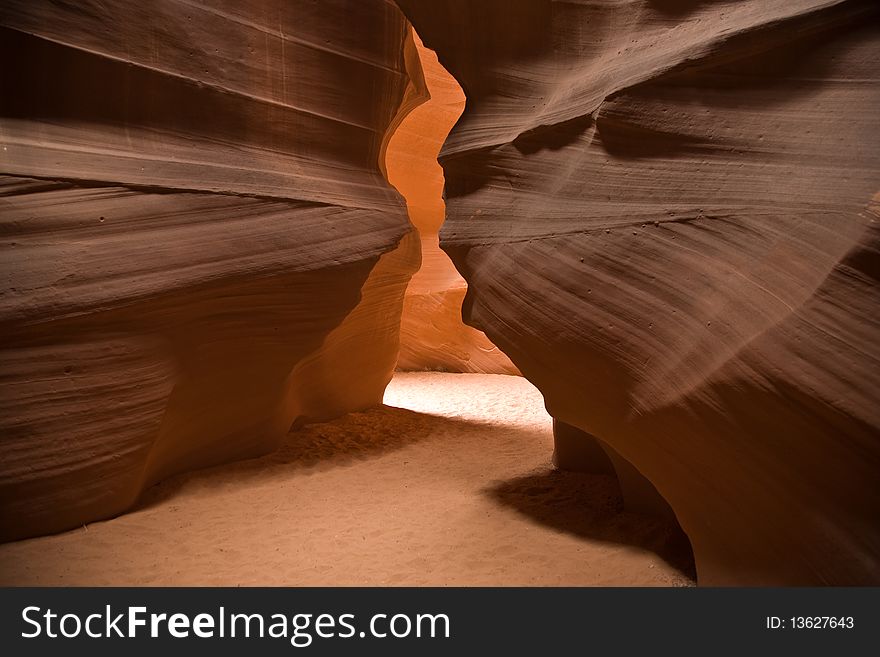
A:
398 0 880 584
0 0 422 541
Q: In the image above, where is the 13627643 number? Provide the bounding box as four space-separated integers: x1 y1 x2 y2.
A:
790 616 854 629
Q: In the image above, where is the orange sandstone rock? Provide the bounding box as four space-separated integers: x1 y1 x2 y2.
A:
386 35 518 374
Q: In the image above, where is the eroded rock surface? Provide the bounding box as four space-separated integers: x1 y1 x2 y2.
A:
0 0 420 540
398 0 880 584
386 35 517 374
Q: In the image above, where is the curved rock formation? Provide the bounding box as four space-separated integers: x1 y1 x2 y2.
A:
0 0 421 541
386 35 518 374
397 0 880 584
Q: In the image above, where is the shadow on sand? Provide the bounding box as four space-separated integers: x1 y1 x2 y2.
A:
486 470 696 582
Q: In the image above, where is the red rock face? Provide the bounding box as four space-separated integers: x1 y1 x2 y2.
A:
0 0 420 541
397 0 880 584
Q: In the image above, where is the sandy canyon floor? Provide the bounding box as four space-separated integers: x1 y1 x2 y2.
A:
0 373 694 586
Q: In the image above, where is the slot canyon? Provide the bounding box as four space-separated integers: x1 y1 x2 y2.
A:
0 0 878 587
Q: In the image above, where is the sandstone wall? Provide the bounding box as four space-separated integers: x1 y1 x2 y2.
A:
0 0 422 541
386 35 518 374
397 0 880 584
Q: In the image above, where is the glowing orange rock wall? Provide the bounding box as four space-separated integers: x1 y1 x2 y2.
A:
386 36 518 375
